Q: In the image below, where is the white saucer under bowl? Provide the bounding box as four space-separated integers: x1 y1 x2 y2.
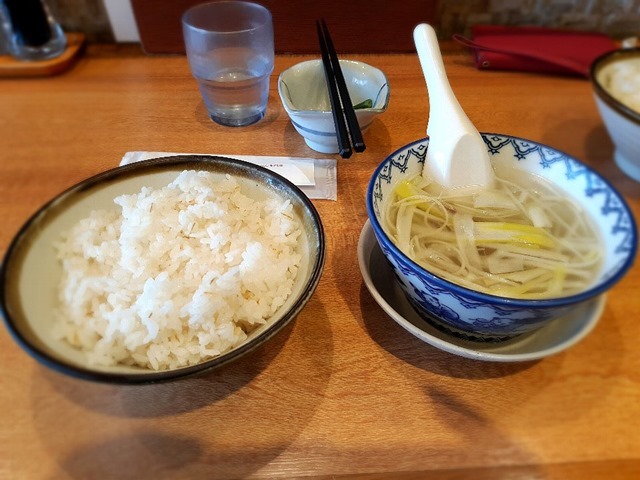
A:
357 220 605 362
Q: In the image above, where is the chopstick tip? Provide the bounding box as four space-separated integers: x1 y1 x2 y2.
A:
353 142 366 153
339 147 353 159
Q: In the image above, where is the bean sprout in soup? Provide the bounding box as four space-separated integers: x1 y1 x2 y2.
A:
381 166 603 299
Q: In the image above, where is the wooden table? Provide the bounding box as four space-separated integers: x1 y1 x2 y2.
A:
1 44 639 479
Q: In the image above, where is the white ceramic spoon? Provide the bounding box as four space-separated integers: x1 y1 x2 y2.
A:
413 24 494 192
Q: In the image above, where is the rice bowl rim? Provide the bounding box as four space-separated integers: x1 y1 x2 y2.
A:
366 134 638 309
0 155 326 384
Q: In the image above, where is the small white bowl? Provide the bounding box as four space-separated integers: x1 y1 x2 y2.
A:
591 48 640 182
278 59 390 154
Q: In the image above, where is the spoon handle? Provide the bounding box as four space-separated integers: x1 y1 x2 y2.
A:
413 24 474 138
413 24 494 192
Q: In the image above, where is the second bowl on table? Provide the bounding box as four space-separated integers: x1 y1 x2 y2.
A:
591 47 640 182
278 59 390 154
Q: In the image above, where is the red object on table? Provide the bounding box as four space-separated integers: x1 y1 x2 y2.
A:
453 25 617 77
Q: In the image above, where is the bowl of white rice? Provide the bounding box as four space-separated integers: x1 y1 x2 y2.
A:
591 47 640 182
0 156 325 383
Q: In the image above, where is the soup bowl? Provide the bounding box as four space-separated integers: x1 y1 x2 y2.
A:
366 133 637 341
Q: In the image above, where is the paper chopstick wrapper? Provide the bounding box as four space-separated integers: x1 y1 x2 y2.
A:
120 151 337 200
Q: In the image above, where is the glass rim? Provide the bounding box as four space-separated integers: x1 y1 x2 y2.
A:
182 1 272 35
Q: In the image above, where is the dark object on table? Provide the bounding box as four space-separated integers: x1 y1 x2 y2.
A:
3 0 52 46
131 0 438 54
0 0 66 61
316 19 365 159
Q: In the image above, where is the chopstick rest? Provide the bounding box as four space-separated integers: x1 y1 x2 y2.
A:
316 19 366 158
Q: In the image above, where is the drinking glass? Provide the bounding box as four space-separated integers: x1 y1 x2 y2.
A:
182 1 274 127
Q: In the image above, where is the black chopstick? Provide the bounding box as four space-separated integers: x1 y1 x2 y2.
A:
320 19 365 153
316 20 351 158
316 19 366 158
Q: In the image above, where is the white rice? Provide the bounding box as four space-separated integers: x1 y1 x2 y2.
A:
600 57 640 113
54 170 303 370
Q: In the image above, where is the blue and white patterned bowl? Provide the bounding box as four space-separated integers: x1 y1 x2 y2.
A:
366 133 637 342
278 59 390 154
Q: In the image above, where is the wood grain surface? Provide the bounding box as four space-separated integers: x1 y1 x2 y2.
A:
0 43 639 479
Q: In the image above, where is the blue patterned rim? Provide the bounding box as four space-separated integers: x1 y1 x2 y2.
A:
366 133 638 309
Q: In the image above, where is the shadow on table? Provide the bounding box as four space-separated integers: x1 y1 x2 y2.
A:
357 282 538 380
35 294 331 414
53 428 298 480
30 296 334 479
357 280 627 421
